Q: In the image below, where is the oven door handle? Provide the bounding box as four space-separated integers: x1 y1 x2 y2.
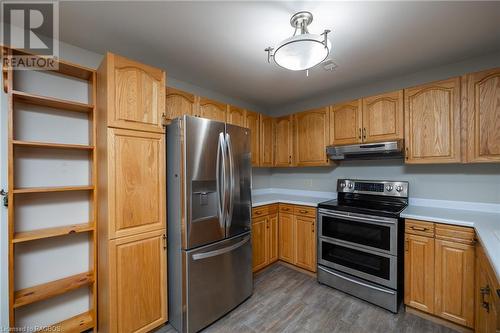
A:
318 266 396 295
318 210 396 225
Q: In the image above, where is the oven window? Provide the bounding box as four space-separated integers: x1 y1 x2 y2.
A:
321 215 391 251
321 242 390 280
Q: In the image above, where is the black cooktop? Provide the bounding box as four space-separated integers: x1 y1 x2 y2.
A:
318 193 408 218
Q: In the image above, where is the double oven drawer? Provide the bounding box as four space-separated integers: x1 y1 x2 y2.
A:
317 209 399 289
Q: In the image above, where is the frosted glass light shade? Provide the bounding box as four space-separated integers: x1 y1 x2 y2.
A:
273 34 331 71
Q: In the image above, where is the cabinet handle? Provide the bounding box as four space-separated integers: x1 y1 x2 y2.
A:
255 211 262 215
405 147 409 160
299 210 308 214
480 285 491 313
358 128 362 139
405 239 409 252
162 234 167 250
363 128 366 140
312 223 315 233
282 208 290 211
289 155 292 165
410 226 428 231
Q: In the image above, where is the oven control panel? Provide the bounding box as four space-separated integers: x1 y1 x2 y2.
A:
338 179 408 197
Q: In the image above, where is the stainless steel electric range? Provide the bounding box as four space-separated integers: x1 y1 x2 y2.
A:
317 179 409 313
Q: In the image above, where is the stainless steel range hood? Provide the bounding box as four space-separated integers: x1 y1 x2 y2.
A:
326 140 404 160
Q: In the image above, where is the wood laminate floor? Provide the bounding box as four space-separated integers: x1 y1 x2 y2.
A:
156 263 457 333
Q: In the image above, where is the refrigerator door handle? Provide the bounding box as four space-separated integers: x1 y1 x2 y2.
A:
191 236 250 260
225 132 235 230
216 132 226 230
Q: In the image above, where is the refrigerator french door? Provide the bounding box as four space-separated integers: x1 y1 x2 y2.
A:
167 115 252 333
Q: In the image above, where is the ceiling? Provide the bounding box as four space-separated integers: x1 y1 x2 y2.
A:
59 1 500 111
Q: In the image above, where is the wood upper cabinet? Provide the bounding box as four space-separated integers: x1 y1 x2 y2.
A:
105 52 166 133
295 107 330 166
245 111 260 166
274 115 294 167
198 97 227 122
165 87 196 123
278 211 295 264
227 105 246 127
362 90 404 143
329 99 362 145
463 68 500 163
435 239 475 328
108 128 166 239
260 114 274 167
252 216 268 272
109 230 167 333
404 233 435 314
294 216 316 272
404 77 461 164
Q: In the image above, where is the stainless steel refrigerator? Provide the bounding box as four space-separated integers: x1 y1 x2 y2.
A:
167 115 253 333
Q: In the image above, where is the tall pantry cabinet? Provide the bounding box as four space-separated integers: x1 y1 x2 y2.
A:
97 52 167 333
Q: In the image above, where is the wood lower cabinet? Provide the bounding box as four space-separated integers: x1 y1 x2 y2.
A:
165 87 196 123
103 52 166 133
404 77 461 164
108 230 167 333
245 110 261 166
294 216 316 272
404 233 435 314
198 97 227 122
294 108 330 167
278 204 316 272
475 243 499 333
274 115 294 167
463 67 500 163
251 205 278 272
434 239 475 327
329 100 362 145
404 219 475 329
362 90 404 143
278 210 295 264
260 115 274 167
227 105 246 127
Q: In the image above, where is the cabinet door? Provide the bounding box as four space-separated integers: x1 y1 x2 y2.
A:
245 111 260 166
109 230 167 333
108 128 166 239
295 107 330 166
268 213 279 264
227 105 246 127
274 115 293 167
165 87 196 123
362 90 404 143
252 216 268 272
404 78 461 163
108 53 166 133
463 68 500 162
435 239 475 327
475 245 499 333
279 212 295 264
294 216 316 272
198 97 227 122
329 100 362 145
260 115 274 167
404 233 435 314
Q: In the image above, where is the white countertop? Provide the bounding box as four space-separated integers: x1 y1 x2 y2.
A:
252 188 335 207
402 204 500 282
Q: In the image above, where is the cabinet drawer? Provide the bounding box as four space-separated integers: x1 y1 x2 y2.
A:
405 219 435 237
252 204 278 218
279 204 294 214
293 206 316 218
435 224 475 244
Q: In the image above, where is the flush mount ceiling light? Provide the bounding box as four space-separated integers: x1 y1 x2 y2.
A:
265 11 332 73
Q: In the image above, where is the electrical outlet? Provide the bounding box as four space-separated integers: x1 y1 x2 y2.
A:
307 179 313 187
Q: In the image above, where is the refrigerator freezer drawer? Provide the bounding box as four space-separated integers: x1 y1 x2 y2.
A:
185 233 253 333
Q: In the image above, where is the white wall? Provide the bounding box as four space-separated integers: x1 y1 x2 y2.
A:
253 161 500 204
